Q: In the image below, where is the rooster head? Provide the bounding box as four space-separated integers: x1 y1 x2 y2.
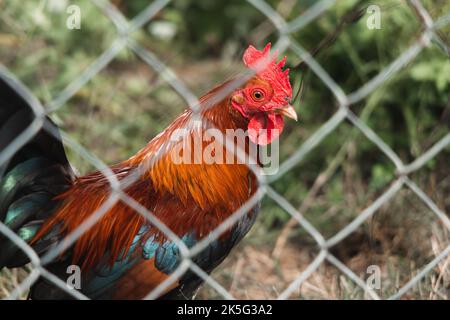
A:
230 42 297 145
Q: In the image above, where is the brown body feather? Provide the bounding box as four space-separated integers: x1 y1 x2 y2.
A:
32 80 258 269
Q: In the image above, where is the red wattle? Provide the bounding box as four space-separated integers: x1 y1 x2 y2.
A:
248 112 284 145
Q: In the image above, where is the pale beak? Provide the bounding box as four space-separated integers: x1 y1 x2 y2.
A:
278 104 298 121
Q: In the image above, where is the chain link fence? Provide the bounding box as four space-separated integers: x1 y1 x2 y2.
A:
0 0 449 300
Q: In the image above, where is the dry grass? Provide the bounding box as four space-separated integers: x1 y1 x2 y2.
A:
196 186 450 300
0 266 30 299
197 222 449 300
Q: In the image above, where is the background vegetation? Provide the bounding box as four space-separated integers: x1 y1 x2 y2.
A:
0 0 449 299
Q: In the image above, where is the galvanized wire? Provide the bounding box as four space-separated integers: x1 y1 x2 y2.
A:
0 0 449 300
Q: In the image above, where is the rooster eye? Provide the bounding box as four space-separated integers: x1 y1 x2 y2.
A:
251 90 265 101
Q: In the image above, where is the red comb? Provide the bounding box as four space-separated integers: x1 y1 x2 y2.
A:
243 43 292 101
243 43 273 67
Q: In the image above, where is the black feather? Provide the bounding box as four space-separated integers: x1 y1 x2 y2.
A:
0 76 74 270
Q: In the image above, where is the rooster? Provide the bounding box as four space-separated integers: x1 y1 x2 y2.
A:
0 43 296 299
